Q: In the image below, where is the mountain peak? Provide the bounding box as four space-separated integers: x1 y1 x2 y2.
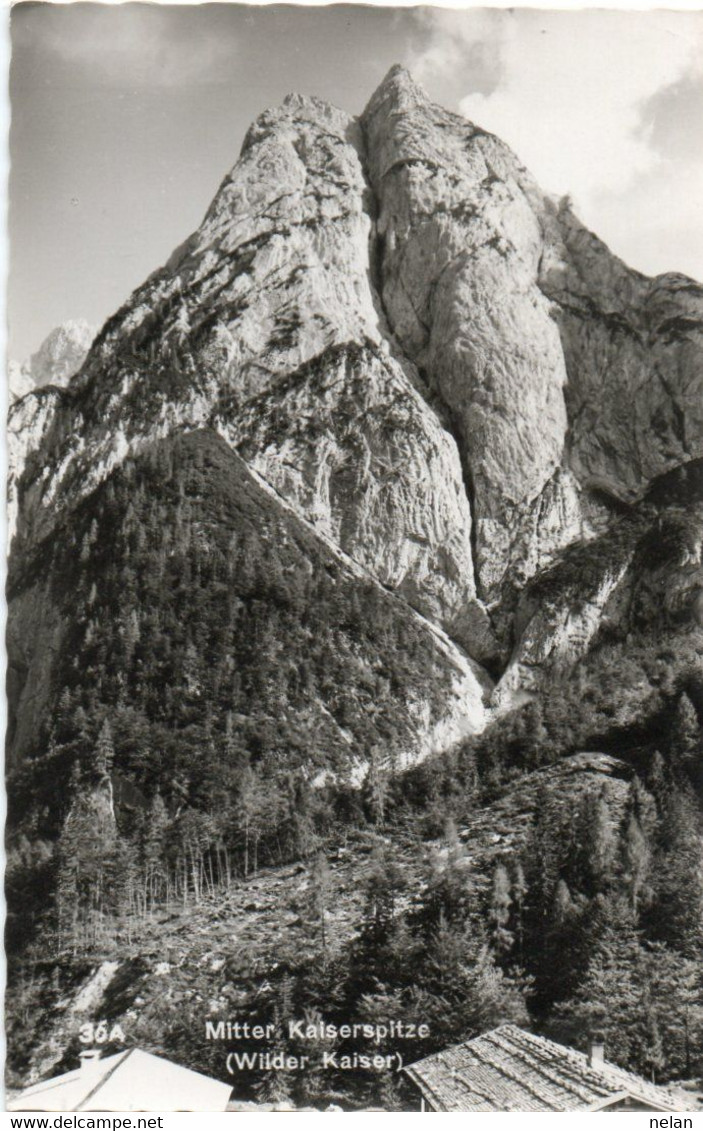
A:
9 319 96 400
364 63 429 114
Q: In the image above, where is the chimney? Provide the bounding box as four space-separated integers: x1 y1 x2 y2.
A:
588 1037 605 1067
79 1049 102 1074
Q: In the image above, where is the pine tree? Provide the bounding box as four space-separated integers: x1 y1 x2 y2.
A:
461 743 479 800
521 699 549 767
539 877 584 1006
360 844 406 951
142 789 169 909
56 766 118 952
619 810 651 915
421 915 528 1046
511 860 528 962
647 750 669 816
646 944 703 1079
551 904 656 1075
488 864 513 958
253 1051 294 1107
552 878 574 923
669 692 701 792
522 787 561 946
362 748 390 827
95 718 115 784
420 820 475 930
236 764 270 877
55 687 74 743
305 853 332 955
649 782 703 956
571 790 616 898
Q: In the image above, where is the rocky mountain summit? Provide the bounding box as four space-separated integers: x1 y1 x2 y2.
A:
8 65 703 768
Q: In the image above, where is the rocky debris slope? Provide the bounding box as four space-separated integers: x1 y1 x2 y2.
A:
5 751 629 1090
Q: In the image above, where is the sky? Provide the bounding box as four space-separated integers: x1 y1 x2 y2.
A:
8 3 703 361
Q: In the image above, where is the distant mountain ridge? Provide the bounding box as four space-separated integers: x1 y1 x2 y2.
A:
8 319 96 400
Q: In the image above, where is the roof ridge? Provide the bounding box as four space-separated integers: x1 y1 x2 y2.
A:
499 1027 675 1099
597 1057 680 1100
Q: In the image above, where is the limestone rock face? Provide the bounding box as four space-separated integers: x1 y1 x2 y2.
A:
8 361 33 403
8 66 703 760
361 66 580 607
218 340 495 659
494 526 641 710
11 91 493 667
361 66 703 616
8 387 68 543
542 210 703 499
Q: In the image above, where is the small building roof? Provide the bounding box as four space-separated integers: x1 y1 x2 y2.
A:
7 1049 232 1112
404 1025 685 1112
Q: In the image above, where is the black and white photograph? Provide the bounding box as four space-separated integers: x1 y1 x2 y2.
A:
5 1 703 1113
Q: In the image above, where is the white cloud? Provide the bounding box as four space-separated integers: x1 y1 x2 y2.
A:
593 156 703 281
457 13 700 200
407 8 502 89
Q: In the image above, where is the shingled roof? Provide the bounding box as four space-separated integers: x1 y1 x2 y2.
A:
404 1025 684 1112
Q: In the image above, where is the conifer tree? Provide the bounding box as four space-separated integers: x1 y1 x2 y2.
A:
95 718 115 784
143 789 169 909
619 810 651 915
511 860 528 961
420 820 475 930
649 782 703 956
669 692 701 792
422 915 528 1045
488 864 513 958
362 748 390 827
551 904 654 1074
56 763 118 951
361 845 406 948
647 750 669 816
522 787 561 939
572 791 616 897
646 945 703 1079
306 853 332 954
